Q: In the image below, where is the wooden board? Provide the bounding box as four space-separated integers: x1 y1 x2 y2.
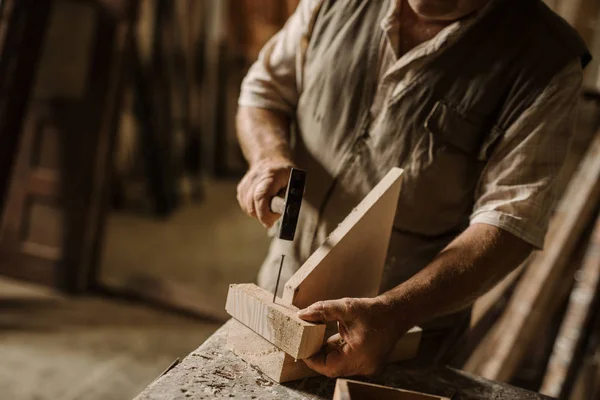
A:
225 283 326 359
465 130 600 382
333 379 450 400
539 212 600 398
283 167 404 308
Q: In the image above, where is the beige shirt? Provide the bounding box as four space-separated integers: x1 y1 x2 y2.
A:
239 0 583 250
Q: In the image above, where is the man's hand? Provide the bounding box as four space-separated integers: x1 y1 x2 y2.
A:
237 157 294 228
297 297 407 378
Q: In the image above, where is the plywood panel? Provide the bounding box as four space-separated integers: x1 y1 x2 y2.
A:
283 168 403 308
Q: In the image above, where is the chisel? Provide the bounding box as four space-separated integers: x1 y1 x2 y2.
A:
269 168 306 303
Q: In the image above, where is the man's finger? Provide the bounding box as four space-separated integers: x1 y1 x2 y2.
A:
325 333 345 352
243 184 257 217
236 174 251 213
297 300 348 323
303 347 346 378
254 176 282 228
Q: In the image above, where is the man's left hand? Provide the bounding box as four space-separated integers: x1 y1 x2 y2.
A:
297 297 407 378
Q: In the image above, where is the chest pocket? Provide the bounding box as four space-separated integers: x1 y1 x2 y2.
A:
391 99 494 236
424 100 489 160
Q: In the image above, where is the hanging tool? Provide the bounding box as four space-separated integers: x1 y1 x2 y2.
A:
269 168 306 302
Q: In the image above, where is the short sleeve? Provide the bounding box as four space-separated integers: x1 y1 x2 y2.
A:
470 59 583 249
238 0 321 116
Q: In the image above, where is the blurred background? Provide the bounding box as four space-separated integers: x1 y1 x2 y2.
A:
0 0 599 399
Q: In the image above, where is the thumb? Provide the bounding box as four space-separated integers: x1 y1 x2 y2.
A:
297 300 348 323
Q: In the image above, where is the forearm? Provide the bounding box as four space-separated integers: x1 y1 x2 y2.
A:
379 223 533 334
236 106 293 165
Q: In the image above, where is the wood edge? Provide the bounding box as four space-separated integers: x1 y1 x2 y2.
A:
333 379 351 400
226 283 323 327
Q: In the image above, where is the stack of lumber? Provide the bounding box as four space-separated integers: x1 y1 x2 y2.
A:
461 122 600 399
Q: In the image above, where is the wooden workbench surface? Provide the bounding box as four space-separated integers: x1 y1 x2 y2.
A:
135 320 554 400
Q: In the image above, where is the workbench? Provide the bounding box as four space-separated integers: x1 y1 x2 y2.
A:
134 320 554 400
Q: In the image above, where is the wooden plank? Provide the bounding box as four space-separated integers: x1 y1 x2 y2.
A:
283 167 404 308
226 283 326 359
540 213 600 398
567 306 600 400
465 130 600 382
333 379 450 400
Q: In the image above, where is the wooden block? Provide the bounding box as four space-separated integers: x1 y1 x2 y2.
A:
283 167 404 308
229 321 422 383
225 283 325 359
333 379 450 400
227 320 319 382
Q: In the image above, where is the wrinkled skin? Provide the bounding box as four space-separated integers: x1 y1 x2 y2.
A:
236 157 294 229
298 297 406 378
408 0 489 21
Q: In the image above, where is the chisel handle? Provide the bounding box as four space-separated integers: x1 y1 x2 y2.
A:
270 195 285 215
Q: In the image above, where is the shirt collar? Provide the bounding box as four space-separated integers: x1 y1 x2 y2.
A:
379 0 476 60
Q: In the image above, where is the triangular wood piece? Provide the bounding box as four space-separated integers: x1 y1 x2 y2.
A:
283 167 404 308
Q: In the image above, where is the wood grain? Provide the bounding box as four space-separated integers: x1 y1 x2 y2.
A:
226 283 325 359
283 167 404 308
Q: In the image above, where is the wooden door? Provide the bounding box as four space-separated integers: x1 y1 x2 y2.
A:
0 0 51 226
0 0 134 292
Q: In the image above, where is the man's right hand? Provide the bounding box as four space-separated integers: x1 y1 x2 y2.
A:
236 157 294 228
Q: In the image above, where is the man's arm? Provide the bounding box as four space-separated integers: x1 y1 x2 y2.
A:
236 1 319 227
298 223 532 378
298 59 582 378
236 107 294 228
